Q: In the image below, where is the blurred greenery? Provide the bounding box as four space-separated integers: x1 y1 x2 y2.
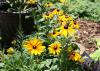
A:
62 0 100 22
89 38 100 61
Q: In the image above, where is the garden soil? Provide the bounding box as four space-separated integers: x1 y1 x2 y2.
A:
76 19 100 54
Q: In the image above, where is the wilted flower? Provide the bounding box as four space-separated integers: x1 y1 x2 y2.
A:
69 52 82 61
7 47 15 54
11 40 16 45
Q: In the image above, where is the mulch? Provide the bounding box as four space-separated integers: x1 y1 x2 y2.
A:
76 19 100 54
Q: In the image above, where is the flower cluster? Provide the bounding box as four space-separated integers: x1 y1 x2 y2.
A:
22 0 82 63
23 38 62 55
4 0 84 71
42 8 79 37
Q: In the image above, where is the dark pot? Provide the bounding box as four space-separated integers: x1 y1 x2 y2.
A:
0 12 34 48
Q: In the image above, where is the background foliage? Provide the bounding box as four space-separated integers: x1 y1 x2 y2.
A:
63 0 100 22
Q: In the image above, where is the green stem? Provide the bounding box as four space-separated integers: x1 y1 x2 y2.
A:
58 38 69 71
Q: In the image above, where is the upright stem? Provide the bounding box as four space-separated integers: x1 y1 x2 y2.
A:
18 13 22 32
58 37 69 71
18 1 23 34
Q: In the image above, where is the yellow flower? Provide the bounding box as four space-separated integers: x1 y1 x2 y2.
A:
58 15 67 25
65 16 73 21
48 41 61 55
71 21 80 29
51 9 63 15
44 2 53 7
69 52 81 61
58 15 67 21
59 0 66 3
43 13 53 19
26 0 37 4
23 38 45 55
60 26 76 37
58 15 74 26
48 29 61 38
7 47 15 54
65 16 74 25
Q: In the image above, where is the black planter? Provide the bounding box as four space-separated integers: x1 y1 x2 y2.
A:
0 12 34 48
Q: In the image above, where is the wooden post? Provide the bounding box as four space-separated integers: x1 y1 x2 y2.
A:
0 12 24 48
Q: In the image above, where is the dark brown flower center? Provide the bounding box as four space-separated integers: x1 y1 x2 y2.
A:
64 25 68 29
50 8 55 12
46 13 49 16
33 46 37 49
54 46 57 50
57 9 60 12
47 3 50 4
61 20 63 22
74 21 77 25
72 53 75 56
53 31 56 34
65 15 69 18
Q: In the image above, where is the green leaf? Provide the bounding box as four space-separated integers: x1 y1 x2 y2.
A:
90 48 100 61
96 38 100 47
97 42 100 47
0 63 4 68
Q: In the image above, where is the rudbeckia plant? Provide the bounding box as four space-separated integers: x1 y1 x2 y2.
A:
0 0 85 71
6 0 37 13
